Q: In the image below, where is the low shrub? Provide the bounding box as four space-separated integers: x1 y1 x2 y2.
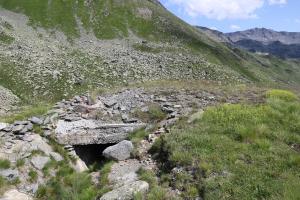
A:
28 169 38 183
266 89 298 102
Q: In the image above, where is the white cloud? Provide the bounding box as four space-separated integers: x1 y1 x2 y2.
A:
268 0 287 5
166 0 264 20
209 27 218 30
166 0 288 20
230 25 241 30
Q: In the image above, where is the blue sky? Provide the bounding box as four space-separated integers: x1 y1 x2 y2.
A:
159 0 300 33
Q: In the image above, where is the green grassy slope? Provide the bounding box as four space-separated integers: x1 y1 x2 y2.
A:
0 0 299 104
0 0 203 41
151 90 300 199
0 0 272 80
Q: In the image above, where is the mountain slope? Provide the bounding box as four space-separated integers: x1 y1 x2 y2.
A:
0 0 299 105
197 26 300 59
227 28 300 45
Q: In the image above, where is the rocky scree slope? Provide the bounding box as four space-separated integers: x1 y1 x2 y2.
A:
0 0 298 107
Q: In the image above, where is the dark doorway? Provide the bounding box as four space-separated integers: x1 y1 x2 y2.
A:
73 144 114 166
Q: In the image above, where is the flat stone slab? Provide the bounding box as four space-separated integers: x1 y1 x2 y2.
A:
100 181 149 200
108 159 142 188
55 119 145 145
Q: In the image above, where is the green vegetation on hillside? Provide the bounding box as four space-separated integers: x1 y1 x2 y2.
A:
0 0 192 41
0 0 300 107
0 32 14 44
0 0 276 84
36 166 97 200
151 90 300 199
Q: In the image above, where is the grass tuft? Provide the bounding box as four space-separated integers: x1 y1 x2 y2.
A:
28 169 38 183
16 159 25 168
0 159 10 169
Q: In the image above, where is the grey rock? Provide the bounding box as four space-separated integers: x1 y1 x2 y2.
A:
25 183 39 194
31 156 50 170
64 115 82 122
14 121 28 125
86 95 94 105
104 100 117 108
50 152 63 162
108 160 141 188
2 125 12 132
73 158 89 172
99 181 149 200
90 171 100 185
0 123 8 130
121 114 138 123
30 117 43 125
43 117 50 125
20 123 33 134
55 119 144 145
103 140 134 161
0 169 19 181
12 124 25 134
162 105 175 113
1 189 33 200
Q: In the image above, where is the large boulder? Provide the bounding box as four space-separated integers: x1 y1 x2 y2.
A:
29 117 43 125
55 119 144 145
99 181 149 200
103 140 134 161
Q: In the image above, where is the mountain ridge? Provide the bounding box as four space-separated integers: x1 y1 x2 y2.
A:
227 27 300 45
197 26 300 59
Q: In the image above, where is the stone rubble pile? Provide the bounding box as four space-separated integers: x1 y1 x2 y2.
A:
0 87 221 199
0 120 64 195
